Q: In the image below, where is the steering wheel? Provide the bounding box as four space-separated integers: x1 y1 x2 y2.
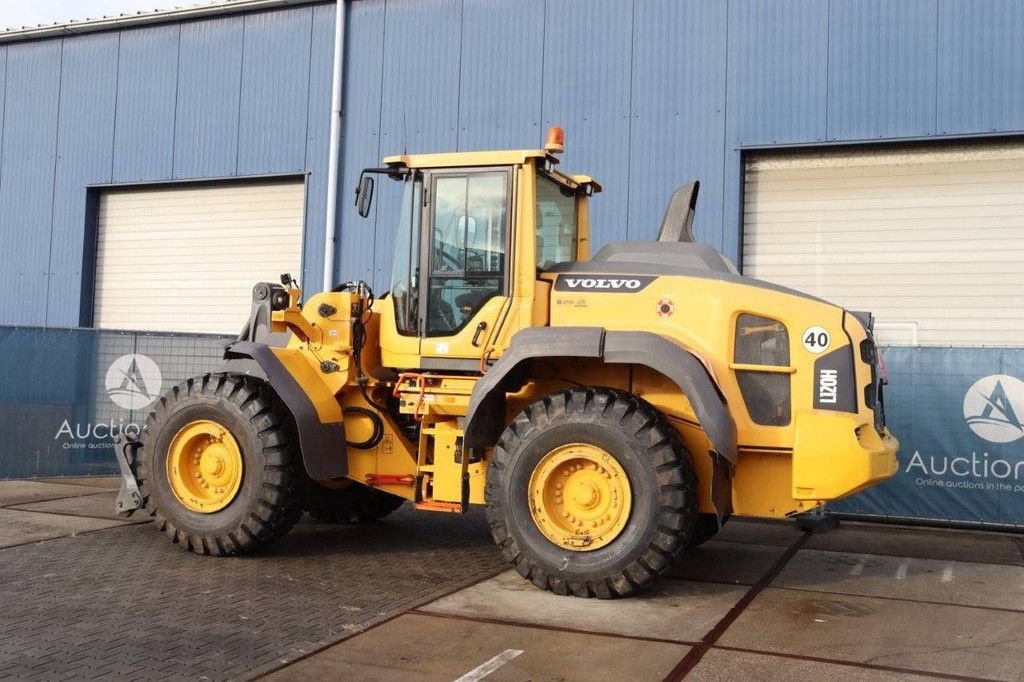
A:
433 228 462 270
466 251 485 272
439 303 458 331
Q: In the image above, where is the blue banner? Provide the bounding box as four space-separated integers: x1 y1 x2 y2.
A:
833 346 1024 529
2 327 1022 529
0 327 227 478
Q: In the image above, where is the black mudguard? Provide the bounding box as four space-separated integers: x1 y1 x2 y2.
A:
223 341 347 480
602 331 737 466
463 327 737 517
464 327 737 463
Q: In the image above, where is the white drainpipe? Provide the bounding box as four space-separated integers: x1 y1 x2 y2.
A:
322 0 347 292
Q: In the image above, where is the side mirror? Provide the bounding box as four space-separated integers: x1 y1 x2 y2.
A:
355 176 374 217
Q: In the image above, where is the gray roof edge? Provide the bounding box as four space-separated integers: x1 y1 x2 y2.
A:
0 0 327 44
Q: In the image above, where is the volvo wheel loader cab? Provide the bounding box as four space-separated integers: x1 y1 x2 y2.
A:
116 127 899 598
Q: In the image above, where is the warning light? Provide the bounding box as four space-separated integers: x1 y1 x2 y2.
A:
657 298 675 318
544 126 565 154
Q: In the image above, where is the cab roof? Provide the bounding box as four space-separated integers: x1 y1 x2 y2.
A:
383 149 552 168
381 149 602 193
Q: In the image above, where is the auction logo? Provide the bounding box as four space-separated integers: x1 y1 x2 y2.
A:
963 374 1024 444
105 354 162 410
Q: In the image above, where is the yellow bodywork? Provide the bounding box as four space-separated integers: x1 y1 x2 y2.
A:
258 144 898 521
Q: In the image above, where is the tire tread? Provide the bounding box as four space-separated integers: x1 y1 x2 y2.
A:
131 372 303 556
485 387 698 599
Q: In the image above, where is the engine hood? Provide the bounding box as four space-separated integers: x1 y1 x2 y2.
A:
545 241 831 306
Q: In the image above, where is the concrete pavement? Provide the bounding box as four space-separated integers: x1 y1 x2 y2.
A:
269 520 1024 681
0 477 507 680
1 477 1022 681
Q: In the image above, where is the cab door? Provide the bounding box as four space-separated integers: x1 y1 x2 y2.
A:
418 167 512 367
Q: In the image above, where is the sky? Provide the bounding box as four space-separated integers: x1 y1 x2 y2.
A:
0 0 185 30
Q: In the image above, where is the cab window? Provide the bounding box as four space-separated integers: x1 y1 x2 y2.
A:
535 174 577 270
427 171 508 336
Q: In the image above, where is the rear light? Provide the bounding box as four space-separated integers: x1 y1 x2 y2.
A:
856 323 886 432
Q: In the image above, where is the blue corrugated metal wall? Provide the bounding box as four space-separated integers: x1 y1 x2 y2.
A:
0 40 62 326
3 0 1024 326
0 3 334 326
337 0 1024 291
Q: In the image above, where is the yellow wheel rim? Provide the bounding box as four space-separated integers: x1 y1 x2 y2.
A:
528 443 632 551
166 419 244 513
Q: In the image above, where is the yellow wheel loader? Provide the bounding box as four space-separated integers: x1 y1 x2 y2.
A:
115 128 898 598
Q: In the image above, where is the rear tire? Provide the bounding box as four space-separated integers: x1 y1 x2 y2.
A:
303 481 405 524
134 373 303 555
486 388 698 598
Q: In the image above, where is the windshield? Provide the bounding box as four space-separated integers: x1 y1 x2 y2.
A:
535 174 578 270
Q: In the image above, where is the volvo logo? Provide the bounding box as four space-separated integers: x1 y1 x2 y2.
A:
105 354 163 410
963 374 1024 444
554 275 656 292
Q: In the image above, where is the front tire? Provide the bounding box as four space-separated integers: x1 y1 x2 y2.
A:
135 373 304 555
486 388 698 598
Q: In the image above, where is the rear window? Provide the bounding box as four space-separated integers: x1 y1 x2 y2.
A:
536 175 577 270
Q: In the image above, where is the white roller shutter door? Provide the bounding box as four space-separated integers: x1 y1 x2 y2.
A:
743 142 1024 346
94 179 304 334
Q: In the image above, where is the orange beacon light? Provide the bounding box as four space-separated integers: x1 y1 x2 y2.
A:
544 126 565 154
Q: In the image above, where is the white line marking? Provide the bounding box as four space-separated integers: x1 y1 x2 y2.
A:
895 558 910 580
850 556 867 576
942 563 954 583
454 649 524 682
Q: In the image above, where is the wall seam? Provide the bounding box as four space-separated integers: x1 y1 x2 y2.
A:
823 0 832 141
0 46 8 195
299 5 316 288
932 0 940 134
0 46 7 193
109 32 122 182
301 5 315 170
623 0 636 239
454 0 465 150
44 39 66 325
370 0 389 282
234 15 248 175
537 0 546 141
169 23 182 179
721 0 732 256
